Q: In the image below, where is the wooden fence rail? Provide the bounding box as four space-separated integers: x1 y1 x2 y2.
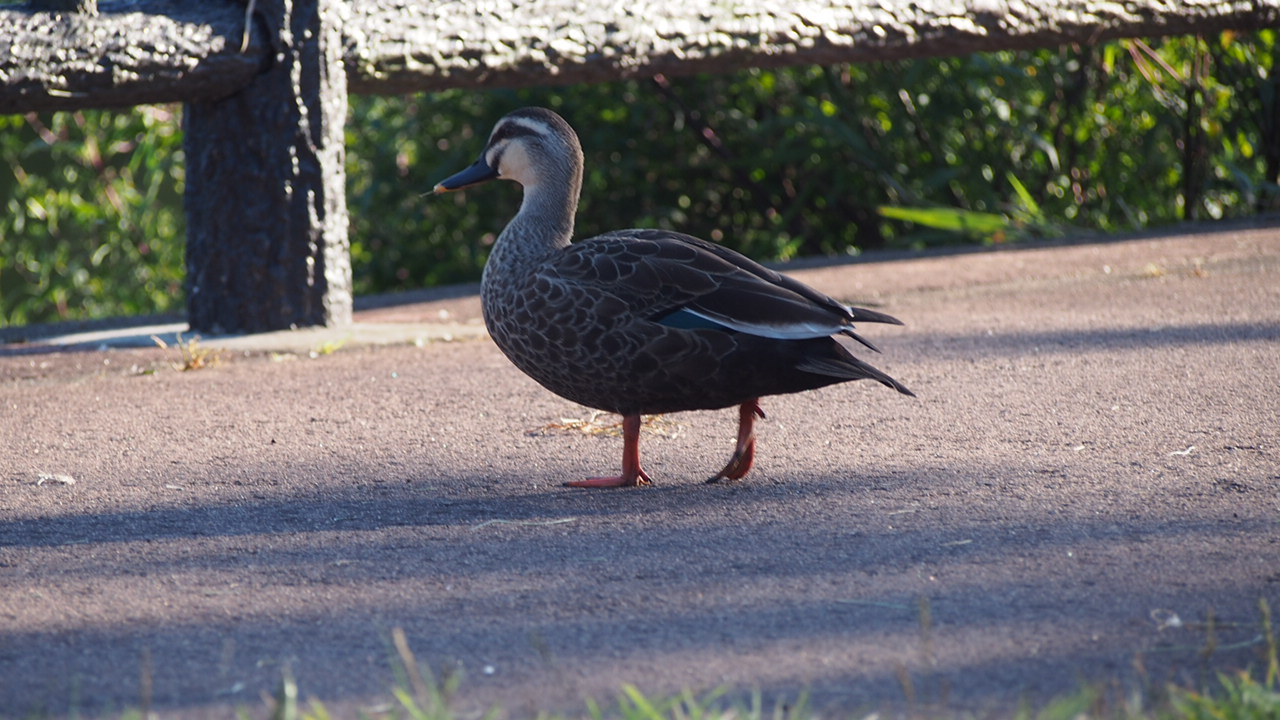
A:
2 0 1277 332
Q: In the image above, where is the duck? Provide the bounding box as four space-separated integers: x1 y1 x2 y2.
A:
433 107 913 487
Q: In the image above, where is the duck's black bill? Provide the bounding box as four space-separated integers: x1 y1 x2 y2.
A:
433 158 499 193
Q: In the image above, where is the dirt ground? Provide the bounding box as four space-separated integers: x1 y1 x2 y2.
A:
2 225 1278 719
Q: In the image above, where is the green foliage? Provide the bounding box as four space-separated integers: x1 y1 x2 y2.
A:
4 32 1278 324
1170 598 1280 720
347 31 1280 293
1173 672 1280 720
1 107 185 327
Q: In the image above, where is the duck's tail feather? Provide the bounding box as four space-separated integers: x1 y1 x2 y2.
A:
798 350 915 398
838 306 905 353
847 306 905 326
841 328 882 353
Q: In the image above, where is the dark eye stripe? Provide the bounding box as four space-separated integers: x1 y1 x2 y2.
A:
491 120 545 145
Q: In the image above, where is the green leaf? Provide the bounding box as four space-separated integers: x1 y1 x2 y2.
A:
1006 171 1043 217
877 204 1011 236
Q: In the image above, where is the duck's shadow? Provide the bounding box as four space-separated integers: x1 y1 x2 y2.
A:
0 469 823 549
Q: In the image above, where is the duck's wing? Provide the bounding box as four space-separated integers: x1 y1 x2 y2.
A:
549 229 902 349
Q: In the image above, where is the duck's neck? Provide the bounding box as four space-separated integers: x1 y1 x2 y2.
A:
514 181 577 247
489 149 583 272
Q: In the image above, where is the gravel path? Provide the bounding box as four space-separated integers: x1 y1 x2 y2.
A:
2 225 1278 718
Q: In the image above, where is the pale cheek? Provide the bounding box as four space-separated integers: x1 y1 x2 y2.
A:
497 145 534 184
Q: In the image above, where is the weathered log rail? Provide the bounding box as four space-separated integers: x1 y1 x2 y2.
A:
0 1 265 113
346 1 1280 95
2 0 1278 332
5 0 1276 113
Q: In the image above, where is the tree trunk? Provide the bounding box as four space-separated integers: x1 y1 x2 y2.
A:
184 0 351 334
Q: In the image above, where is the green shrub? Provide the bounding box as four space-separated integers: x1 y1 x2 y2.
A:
1 106 186 327
3 32 1277 325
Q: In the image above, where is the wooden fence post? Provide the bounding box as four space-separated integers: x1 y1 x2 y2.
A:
183 0 351 333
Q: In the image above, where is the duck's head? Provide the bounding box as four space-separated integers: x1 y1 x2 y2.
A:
433 107 583 195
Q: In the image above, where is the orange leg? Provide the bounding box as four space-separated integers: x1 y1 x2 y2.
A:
564 414 654 488
707 399 766 483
